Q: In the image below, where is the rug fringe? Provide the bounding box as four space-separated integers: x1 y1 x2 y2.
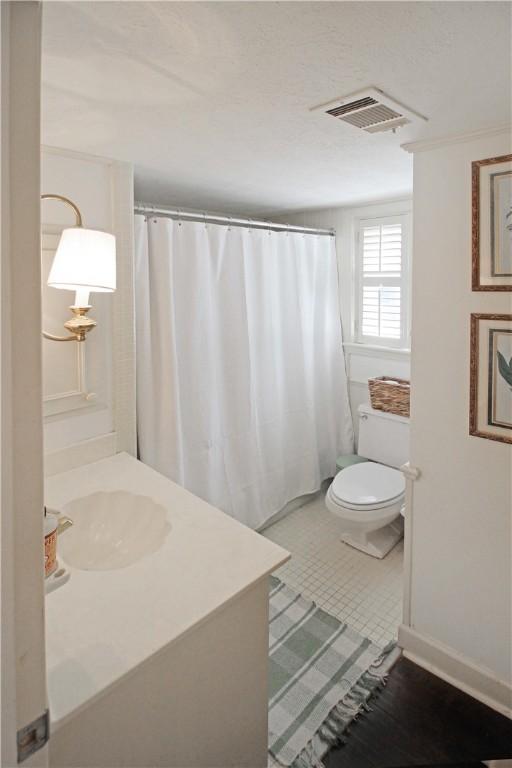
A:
285 642 400 768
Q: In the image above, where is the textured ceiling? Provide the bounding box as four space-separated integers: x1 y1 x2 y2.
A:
42 1 511 215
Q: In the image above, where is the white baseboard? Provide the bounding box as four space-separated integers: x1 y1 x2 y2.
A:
398 624 512 719
44 432 117 477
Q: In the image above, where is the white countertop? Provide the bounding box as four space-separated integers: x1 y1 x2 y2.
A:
45 453 289 729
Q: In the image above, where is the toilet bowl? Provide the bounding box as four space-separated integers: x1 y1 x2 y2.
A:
326 404 409 559
326 462 405 558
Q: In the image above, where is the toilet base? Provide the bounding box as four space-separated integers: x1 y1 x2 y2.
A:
340 517 404 559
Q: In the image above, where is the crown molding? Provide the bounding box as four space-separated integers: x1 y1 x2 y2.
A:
401 124 512 154
41 144 119 167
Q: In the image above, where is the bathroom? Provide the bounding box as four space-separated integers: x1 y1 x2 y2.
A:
2 3 511 768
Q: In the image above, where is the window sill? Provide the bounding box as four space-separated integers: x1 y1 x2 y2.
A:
343 342 411 359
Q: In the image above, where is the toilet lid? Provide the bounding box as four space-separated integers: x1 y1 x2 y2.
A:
331 462 405 507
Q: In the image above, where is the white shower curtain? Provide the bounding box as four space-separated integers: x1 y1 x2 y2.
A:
134 215 353 529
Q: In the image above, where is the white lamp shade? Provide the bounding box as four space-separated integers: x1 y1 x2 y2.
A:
47 227 116 293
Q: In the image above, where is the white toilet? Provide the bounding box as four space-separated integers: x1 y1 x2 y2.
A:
326 404 410 559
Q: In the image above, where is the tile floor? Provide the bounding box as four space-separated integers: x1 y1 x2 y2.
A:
262 491 404 648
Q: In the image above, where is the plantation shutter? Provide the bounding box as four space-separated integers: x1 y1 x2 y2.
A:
357 216 409 347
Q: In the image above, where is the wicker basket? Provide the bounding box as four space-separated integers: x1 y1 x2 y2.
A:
368 376 410 418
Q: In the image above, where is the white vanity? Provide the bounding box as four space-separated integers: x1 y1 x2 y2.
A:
45 453 289 768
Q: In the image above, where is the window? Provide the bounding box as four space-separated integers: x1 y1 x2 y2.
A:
355 214 410 348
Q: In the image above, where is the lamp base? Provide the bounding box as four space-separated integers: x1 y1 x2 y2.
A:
64 306 97 342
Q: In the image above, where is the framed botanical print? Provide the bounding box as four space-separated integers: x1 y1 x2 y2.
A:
470 314 512 443
472 154 512 291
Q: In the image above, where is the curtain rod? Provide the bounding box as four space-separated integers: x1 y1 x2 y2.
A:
134 202 335 237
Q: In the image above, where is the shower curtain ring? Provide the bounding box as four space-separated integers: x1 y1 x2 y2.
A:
178 209 182 226
203 211 207 229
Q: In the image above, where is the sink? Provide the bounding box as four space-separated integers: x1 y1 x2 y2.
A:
58 490 171 570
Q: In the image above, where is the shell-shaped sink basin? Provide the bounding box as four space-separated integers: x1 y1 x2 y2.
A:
59 490 171 571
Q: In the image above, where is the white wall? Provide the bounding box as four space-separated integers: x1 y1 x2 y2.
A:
273 199 412 442
41 147 136 475
406 128 512 690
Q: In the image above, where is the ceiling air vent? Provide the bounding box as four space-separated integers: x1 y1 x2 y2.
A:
313 87 427 134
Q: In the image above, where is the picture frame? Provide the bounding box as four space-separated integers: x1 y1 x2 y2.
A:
470 313 512 444
472 154 512 291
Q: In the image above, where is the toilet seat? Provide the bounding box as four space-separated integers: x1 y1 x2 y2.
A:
330 462 405 511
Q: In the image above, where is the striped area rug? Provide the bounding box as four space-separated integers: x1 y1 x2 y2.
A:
268 576 399 768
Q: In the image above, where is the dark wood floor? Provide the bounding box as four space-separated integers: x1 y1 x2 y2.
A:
324 657 512 768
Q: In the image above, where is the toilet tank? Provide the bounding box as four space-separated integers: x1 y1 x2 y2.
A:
357 404 409 469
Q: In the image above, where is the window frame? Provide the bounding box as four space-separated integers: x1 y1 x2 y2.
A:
354 213 411 350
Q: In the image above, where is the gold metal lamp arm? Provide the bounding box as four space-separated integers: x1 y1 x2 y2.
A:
40 194 83 227
42 331 78 342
